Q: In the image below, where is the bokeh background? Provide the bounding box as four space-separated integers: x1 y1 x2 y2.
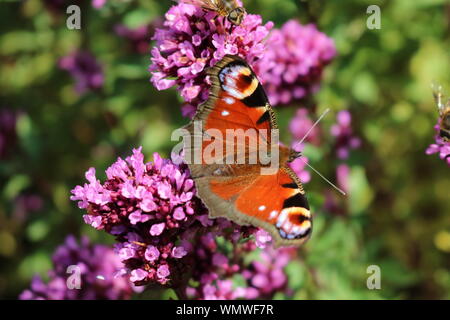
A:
1 0 449 299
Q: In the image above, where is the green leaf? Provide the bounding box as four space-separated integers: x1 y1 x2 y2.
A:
27 220 50 242
285 260 305 290
349 166 374 215
3 174 30 200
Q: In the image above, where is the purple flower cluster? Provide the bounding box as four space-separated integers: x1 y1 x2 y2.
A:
0 108 17 159
290 108 321 146
323 162 350 216
71 147 200 286
242 247 293 297
149 3 273 117
254 20 336 106
71 147 293 299
59 51 104 94
323 110 360 214
330 110 361 160
336 163 350 194
13 194 43 222
426 124 450 166
19 235 133 300
185 229 293 300
184 222 256 300
287 108 326 185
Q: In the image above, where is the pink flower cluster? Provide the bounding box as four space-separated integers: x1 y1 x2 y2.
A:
325 110 361 214
288 108 325 185
185 229 292 300
59 51 104 94
255 20 336 106
71 148 200 286
331 110 361 160
70 147 294 299
426 124 450 166
290 108 321 146
149 3 273 117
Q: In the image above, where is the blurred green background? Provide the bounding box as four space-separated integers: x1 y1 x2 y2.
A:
0 0 449 299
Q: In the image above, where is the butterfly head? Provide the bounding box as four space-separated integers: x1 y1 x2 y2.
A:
287 149 302 163
227 7 246 26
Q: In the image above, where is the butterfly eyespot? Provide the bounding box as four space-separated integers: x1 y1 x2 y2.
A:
289 210 310 225
240 73 253 85
219 64 258 99
274 207 311 239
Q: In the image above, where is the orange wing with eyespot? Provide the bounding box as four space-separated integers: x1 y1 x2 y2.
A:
183 55 311 247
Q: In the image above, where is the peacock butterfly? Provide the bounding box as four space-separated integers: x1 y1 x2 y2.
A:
182 55 311 247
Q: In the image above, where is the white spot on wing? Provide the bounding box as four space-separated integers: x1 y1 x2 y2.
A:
224 97 235 105
221 110 230 116
269 210 278 219
258 205 266 211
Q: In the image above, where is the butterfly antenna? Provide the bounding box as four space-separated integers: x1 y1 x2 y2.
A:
300 158 347 196
293 108 330 151
289 108 346 195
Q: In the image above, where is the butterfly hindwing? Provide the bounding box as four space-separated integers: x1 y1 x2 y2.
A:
195 165 311 247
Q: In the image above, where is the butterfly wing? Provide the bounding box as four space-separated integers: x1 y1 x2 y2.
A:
183 55 311 247
175 0 221 12
186 55 276 175
202 165 311 247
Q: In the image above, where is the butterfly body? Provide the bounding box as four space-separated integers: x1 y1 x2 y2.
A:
183 55 311 247
433 85 450 142
176 0 246 26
